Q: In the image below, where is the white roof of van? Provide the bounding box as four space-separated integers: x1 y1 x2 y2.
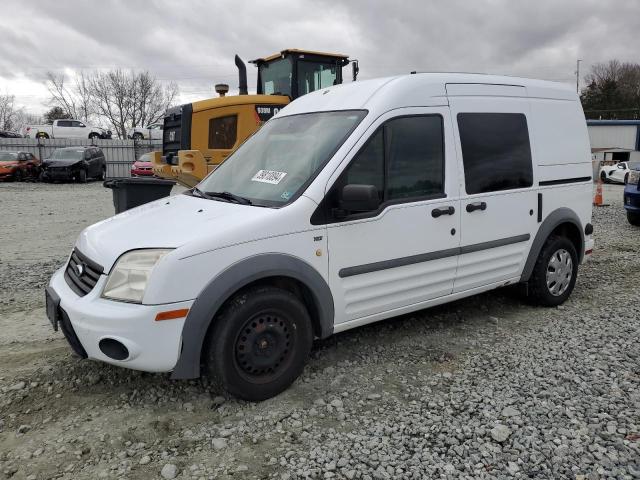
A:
279 73 578 118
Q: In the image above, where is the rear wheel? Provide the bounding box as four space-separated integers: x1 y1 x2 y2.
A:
600 171 607 183
526 235 578 307
624 173 629 184
89 133 100 140
36 132 49 139
132 132 144 140
204 286 313 401
627 211 640 226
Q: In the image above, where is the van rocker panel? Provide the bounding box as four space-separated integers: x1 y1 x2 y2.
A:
171 253 334 379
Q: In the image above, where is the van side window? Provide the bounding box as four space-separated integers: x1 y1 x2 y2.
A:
386 116 444 200
343 129 384 201
457 113 533 194
208 115 238 149
319 115 444 223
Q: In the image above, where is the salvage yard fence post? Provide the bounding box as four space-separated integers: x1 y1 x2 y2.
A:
0 137 162 179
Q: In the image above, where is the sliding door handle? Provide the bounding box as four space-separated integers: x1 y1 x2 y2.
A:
431 206 456 218
466 201 487 213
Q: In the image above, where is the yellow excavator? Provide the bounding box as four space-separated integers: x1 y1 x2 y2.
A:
152 49 359 187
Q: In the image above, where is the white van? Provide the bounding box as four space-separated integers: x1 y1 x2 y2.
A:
46 74 594 400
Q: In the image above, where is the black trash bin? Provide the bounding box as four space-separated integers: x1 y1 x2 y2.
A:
103 177 176 214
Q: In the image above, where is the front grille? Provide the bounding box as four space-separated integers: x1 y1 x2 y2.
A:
64 249 104 297
162 103 192 159
59 308 88 358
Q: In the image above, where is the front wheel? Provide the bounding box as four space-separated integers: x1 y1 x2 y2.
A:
132 133 144 140
628 211 640 226
13 169 23 182
89 133 100 140
600 171 607 183
204 286 313 401
526 235 578 307
77 168 87 183
624 173 629 184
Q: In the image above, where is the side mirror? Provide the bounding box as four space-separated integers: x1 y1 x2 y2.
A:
340 184 379 213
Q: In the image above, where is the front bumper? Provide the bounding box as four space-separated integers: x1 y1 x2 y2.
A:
48 266 193 373
131 168 155 176
623 184 640 212
42 168 76 181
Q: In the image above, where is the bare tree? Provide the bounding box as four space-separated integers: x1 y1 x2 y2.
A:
45 72 80 119
582 60 640 119
0 93 18 130
45 69 178 138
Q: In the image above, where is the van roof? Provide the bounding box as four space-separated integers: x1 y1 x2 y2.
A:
278 73 578 118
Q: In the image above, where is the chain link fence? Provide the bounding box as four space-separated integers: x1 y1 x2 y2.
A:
0 138 162 178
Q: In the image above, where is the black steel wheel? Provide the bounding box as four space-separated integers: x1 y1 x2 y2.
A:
204 286 313 401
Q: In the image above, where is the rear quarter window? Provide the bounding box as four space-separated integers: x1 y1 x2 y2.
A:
457 113 533 194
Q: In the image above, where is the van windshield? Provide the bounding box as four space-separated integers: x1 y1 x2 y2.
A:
197 110 367 207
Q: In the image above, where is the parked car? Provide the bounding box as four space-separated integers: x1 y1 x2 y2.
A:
127 123 163 140
623 166 640 226
599 161 638 184
40 147 106 183
0 130 23 138
45 74 594 401
0 151 40 181
131 153 155 177
22 120 111 140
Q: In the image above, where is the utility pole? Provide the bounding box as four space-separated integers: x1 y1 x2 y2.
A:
575 59 582 94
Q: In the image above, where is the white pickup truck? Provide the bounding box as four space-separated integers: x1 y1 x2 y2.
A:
22 120 112 140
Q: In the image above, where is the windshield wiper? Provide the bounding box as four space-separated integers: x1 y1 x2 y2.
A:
205 191 252 205
189 186 214 200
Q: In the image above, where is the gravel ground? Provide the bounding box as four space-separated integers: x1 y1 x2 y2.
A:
0 181 638 480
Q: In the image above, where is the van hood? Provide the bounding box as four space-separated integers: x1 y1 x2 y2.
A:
45 159 82 167
76 193 275 271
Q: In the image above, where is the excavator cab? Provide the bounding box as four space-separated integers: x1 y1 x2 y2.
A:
250 49 352 99
152 49 357 187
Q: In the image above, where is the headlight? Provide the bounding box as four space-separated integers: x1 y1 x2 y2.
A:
628 170 640 185
103 249 171 303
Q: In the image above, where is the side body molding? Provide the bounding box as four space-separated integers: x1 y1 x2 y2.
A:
171 253 334 379
520 207 584 283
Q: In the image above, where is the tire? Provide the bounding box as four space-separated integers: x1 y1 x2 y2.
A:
77 168 87 183
13 169 23 182
627 211 640 226
600 171 607 183
36 132 49 139
132 133 144 140
527 235 579 307
89 133 100 140
98 168 106 181
624 173 629 184
39 171 48 183
204 286 313 401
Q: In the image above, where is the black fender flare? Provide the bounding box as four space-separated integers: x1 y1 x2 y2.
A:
520 207 584 283
171 253 334 379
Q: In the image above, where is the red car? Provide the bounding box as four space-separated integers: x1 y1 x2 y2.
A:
0 151 41 181
131 153 156 177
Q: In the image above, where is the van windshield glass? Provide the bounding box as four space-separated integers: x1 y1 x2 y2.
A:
197 110 367 207
52 149 84 160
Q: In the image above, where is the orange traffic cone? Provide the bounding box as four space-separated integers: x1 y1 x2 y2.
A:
593 179 604 206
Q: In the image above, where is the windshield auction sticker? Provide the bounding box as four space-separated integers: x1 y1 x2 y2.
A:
251 170 287 185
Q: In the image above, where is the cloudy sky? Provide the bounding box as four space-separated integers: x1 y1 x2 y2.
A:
1 0 639 115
